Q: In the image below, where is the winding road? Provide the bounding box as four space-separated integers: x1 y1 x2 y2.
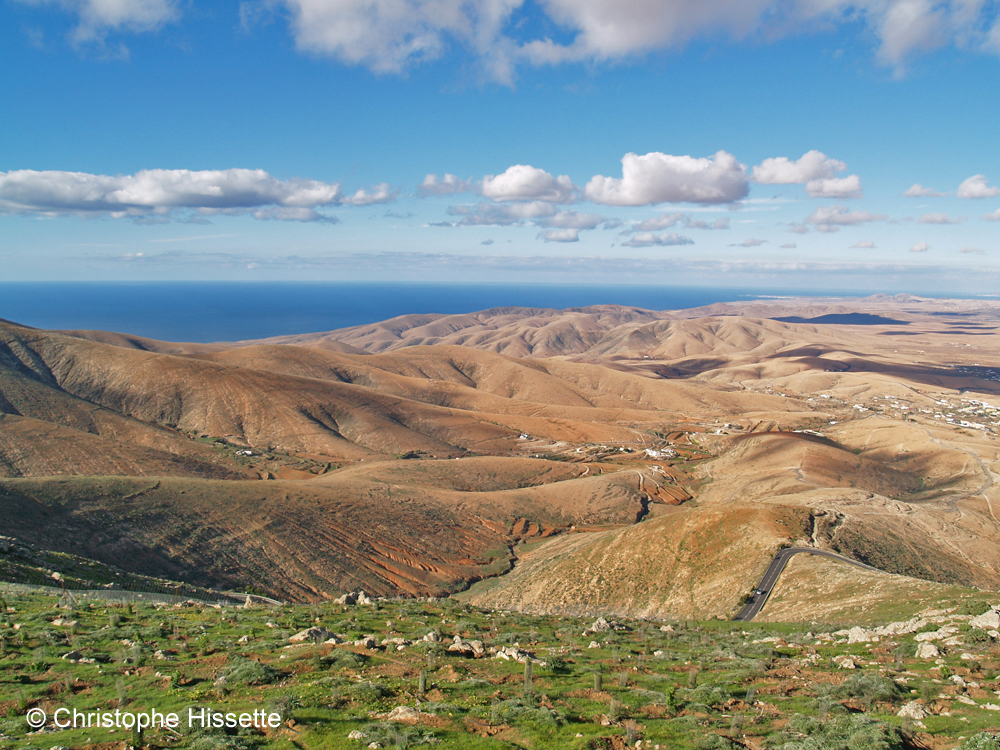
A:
733 547 882 622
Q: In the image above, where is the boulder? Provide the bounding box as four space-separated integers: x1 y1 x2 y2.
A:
833 655 856 669
289 627 333 644
447 636 485 658
970 606 1000 631
915 642 940 659
846 626 876 644
897 702 927 720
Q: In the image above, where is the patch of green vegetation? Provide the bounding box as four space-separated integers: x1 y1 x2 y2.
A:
0 590 996 749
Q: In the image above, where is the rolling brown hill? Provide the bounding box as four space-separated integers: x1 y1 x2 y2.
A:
3 296 1000 616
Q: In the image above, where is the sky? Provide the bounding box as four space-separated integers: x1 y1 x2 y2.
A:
2 0 999 292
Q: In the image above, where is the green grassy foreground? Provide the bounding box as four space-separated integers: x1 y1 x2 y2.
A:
0 590 998 749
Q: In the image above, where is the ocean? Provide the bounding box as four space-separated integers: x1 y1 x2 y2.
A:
1 281 874 343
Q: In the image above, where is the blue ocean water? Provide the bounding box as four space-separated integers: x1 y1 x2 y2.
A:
1 281 872 343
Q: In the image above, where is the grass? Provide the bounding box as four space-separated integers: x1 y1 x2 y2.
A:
0 591 997 749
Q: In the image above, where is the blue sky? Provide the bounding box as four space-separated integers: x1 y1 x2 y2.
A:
2 0 999 292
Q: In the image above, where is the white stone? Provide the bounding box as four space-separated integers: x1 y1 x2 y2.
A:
833 655 856 669
970 606 1000 631
897 701 927 720
915 642 939 659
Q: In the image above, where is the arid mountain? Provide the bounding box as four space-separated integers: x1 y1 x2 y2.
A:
2 296 1000 618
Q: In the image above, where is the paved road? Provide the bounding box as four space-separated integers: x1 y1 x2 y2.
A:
733 547 882 622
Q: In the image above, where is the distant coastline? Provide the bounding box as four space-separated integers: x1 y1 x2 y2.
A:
0 281 964 343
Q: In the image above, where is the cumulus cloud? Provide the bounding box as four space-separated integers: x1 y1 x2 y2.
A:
585 151 748 206
344 183 399 205
957 174 1000 198
540 210 606 229
960 246 986 254
20 0 180 45
789 223 810 234
780 243 797 248
258 0 1000 82
481 164 576 203
852 240 876 248
445 200 557 226
805 175 863 199
983 208 1000 221
419 173 474 197
730 238 767 247
537 228 579 242
805 205 888 229
910 241 930 252
903 183 946 197
635 211 686 231
270 0 522 81
621 232 695 247
917 212 965 224
0 168 390 220
752 150 846 184
633 212 730 231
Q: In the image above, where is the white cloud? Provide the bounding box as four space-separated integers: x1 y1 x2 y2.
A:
805 205 888 227
252 207 339 222
983 207 1000 221
621 232 695 247
446 200 557 226
780 243 797 248
852 240 876 248
960 246 986 254
634 212 729 231
537 228 579 242
957 174 1000 198
419 173 474 197
344 183 399 205
275 0 521 80
917 212 965 224
805 174 863 199
540 210 605 229
481 164 576 203
730 238 767 247
686 216 730 230
251 1 1000 81
752 150 846 184
634 212 686 231
903 183 946 197
789 223 810 234
19 0 180 44
585 151 748 206
910 241 930 252
0 168 387 220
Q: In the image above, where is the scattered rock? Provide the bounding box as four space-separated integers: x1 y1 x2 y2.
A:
493 645 544 665
380 706 435 724
289 627 333 644
970 605 1000 631
833 655 856 669
915 642 940 659
348 730 367 740
897 701 927 720
447 636 485 658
